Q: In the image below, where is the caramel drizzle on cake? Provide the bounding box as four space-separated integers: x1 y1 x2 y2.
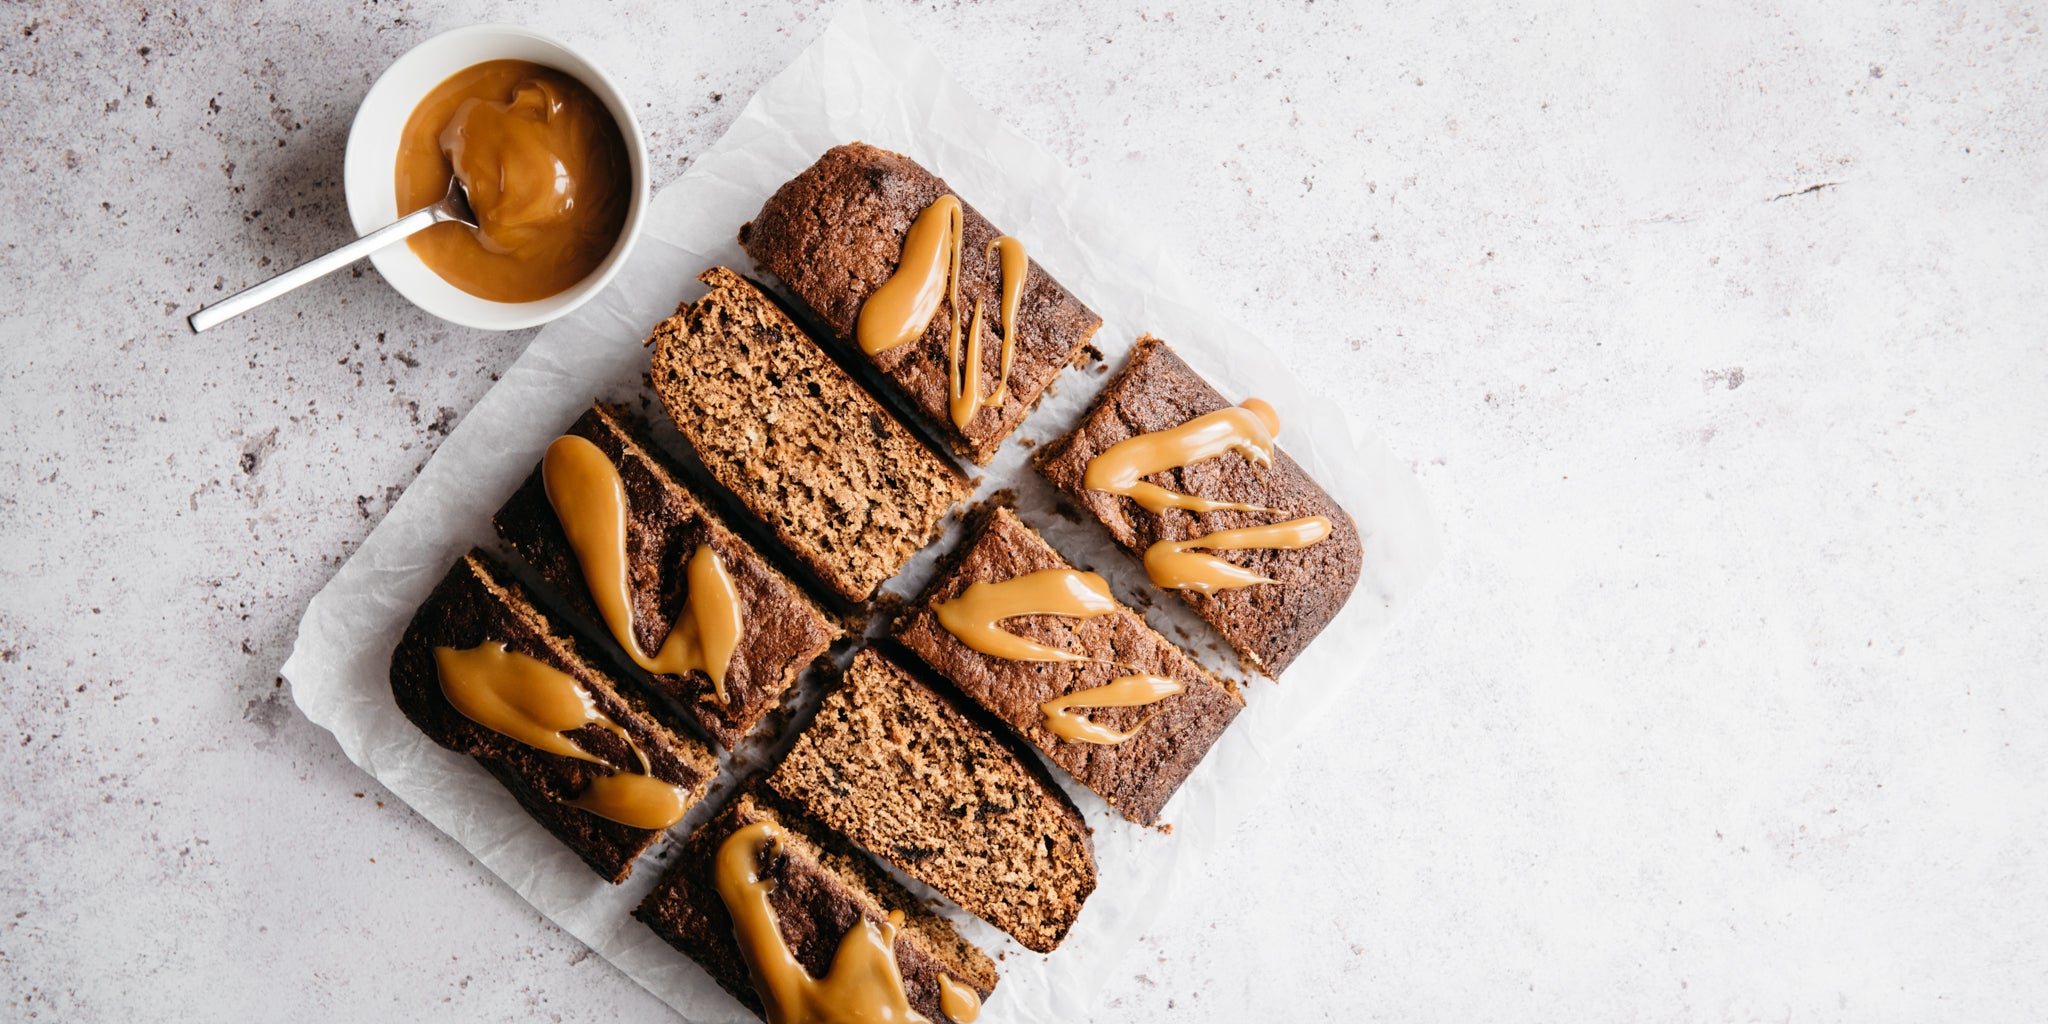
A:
543 434 744 703
1039 674 1186 745
936 975 981 1023
432 642 691 829
933 568 1184 745
1143 516 1334 592
1081 398 1332 593
716 820 975 1024
961 235 1027 430
857 195 1029 431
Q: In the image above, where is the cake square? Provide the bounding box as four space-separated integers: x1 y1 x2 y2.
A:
741 142 1103 465
765 647 1096 953
895 506 1241 825
634 789 996 1023
493 403 840 748
1035 336 1364 675
388 551 718 883
649 268 972 603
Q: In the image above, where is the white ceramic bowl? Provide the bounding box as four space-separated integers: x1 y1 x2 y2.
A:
343 25 648 331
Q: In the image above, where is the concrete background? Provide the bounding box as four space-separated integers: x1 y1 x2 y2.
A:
3 0 2044 1020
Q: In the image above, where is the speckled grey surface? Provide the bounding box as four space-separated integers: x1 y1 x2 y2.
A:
3 1 2045 1021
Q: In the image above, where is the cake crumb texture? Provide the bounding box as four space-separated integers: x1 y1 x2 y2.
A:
767 647 1096 953
648 267 971 603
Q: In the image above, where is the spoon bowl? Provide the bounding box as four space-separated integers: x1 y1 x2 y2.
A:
341 25 649 331
186 177 478 333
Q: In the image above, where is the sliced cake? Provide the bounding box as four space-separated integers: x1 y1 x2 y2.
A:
1035 336 1364 675
740 142 1103 465
894 505 1242 825
648 267 973 603
389 551 718 883
635 789 997 1023
494 403 841 748
765 647 1096 953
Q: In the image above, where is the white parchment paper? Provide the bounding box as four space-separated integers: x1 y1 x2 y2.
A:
280 4 1441 1020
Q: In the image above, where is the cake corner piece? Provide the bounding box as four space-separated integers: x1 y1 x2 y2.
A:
388 549 718 883
741 142 1103 466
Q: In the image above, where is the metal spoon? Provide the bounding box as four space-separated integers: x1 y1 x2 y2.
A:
186 177 478 333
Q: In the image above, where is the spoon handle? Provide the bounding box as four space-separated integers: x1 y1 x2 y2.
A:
186 204 446 333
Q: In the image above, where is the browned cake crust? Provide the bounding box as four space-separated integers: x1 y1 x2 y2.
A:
649 268 972 603
388 551 719 883
1035 336 1364 676
766 647 1096 953
634 790 997 1022
894 506 1242 825
739 142 1103 465
493 403 840 748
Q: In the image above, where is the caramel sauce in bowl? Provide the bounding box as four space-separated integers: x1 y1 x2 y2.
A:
342 26 647 329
